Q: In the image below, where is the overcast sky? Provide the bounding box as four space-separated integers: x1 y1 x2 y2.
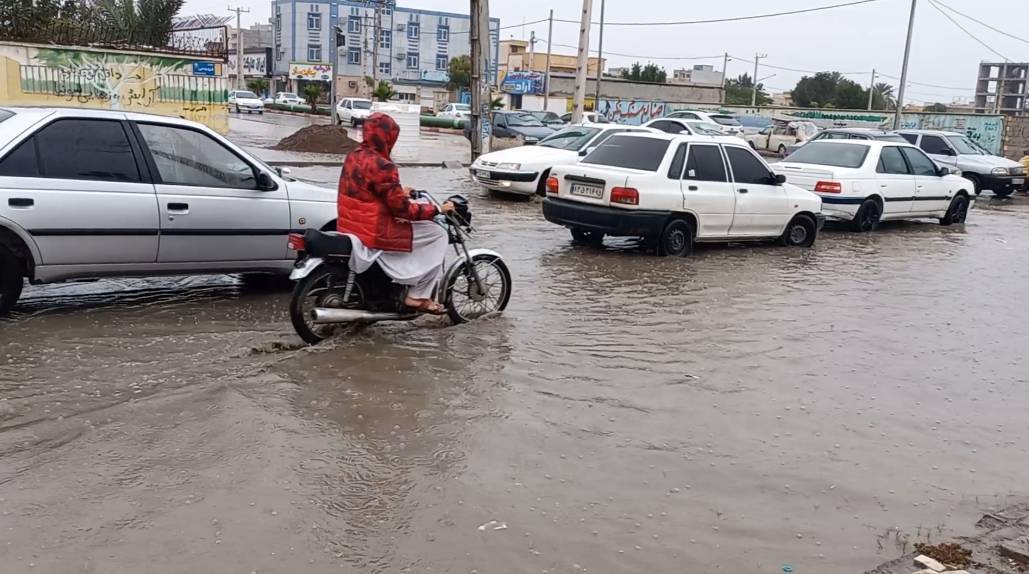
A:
189 0 1028 104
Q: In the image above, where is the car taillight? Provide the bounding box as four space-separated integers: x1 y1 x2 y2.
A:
814 181 842 194
610 187 639 205
287 233 306 251
546 176 559 194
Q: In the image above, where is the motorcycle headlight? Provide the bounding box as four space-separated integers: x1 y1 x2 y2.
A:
992 167 1008 175
497 162 521 170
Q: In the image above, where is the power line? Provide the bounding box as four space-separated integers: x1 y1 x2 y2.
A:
552 0 883 27
930 0 1029 46
552 43 723 62
927 0 1009 61
876 72 968 91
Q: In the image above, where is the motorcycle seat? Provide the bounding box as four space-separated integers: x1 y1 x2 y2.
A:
304 229 353 258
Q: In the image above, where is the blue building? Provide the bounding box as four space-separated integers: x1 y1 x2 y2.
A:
272 0 499 110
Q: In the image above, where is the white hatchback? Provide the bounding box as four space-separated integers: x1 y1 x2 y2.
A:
776 140 976 231
228 90 264 114
469 124 656 196
542 133 824 256
335 98 373 126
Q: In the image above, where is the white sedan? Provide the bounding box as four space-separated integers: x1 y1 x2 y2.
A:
438 103 471 120
274 92 303 106
542 133 824 256
228 90 264 114
776 140 976 231
469 124 656 196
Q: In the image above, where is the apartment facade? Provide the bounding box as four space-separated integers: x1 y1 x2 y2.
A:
498 39 605 80
272 0 499 109
974 61 1028 115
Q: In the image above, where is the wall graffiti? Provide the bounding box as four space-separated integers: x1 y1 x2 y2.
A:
0 43 228 132
169 26 228 55
598 99 667 126
897 113 1004 155
240 50 269 77
1003 115 1029 161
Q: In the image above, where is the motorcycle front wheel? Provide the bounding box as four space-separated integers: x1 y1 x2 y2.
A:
444 254 512 325
290 264 365 345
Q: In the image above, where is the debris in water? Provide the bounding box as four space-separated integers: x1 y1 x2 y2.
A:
477 520 508 531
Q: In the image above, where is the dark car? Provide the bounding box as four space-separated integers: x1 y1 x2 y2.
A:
526 110 565 128
785 128 909 156
465 111 556 144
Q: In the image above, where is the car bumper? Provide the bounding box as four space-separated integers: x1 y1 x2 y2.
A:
980 174 1024 193
814 213 827 230
469 168 539 194
236 104 264 111
542 197 669 237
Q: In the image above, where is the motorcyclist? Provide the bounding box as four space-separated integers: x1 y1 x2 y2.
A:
337 112 455 314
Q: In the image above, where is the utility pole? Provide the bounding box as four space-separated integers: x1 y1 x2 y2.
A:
372 2 381 90
543 9 553 110
894 0 918 128
867 68 876 110
571 0 593 124
228 6 250 90
751 53 766 107
529 30 535 72
329 21 340 110
593 0 606 107
720 52 729 105
469 0 493 160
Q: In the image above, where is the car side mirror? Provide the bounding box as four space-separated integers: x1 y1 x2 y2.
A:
773 173 787 185
275 166 292 178
257 171 277 191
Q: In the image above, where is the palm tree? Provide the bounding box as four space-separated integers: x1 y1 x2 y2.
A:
873 82 896 111
302 84 322 114
489 96 504 110
247 78 269 97
371 80 396 102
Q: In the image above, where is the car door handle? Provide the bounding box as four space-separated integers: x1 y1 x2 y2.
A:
167 202 189 212
737 188 749 194
8 198 33 208
688 185 699 191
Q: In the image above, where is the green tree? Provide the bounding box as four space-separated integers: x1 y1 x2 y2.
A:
302 84 322 113
833 78 868 110
793 71 883 109
872 82 896 110
621 61 667 83
925 102 948 112
247 78 269 96
490 96 504 110
725 73 772 106
792 71 843 108
447 55 472 91
371 80 395 102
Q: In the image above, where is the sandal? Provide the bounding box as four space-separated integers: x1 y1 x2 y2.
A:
405 298 448 316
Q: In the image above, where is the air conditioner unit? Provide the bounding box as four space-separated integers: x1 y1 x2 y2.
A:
396 24 406 32
348 81 357 88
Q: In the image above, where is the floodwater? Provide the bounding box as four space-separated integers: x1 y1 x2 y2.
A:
3 166 1029 574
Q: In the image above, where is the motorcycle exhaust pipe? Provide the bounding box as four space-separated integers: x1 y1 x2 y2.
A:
311 308 418 324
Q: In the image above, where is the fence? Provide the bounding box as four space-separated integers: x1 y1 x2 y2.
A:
18 66 226 109
0 19 226 60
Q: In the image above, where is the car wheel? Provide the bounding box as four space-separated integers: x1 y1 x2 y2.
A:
535 169 551 197
0 246 24 316
351 118 357 128
235 105 240 114
993 188 1014 199
939 194 969 226
965 173 982 196
779 214 817 247
748 141 757 150
851 198 882 233
570 228 604 246
658 218 694 257
777 144 788 158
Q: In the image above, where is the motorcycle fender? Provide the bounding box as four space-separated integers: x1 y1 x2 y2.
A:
290 257 325 281
444 249 504 285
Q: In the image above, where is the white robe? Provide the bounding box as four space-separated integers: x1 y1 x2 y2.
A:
345 218 450 300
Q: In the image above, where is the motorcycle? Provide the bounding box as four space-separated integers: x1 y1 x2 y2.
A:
286 193 512 345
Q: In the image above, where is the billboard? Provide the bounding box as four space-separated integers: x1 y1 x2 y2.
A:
501 71 545 95
239 49 271 77
289 62 332 81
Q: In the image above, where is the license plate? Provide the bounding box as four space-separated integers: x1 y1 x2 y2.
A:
570 183 604 199
1014 178 1025 185
475 169 491 178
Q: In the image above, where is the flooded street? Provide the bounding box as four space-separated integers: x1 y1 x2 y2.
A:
3 158 1029 573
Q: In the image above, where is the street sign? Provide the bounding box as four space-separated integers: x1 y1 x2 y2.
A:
192 61 216 76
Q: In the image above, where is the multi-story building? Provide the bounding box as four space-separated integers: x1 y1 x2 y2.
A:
671 64 723 87
498 39 605 80
271 0 499 110
974 61 1028 115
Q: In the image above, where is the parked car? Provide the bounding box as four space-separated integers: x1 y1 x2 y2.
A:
558 112 610 124
0 107 339 315
438 103 471 120
784 128 909 156
665 110 744 137
737 114 774 135
228 90 264 114
776 140 975 232
469 124 657 196
274 92 303 106
336 98 374 127
897 129 1024 197
465 111 556 144
542 132 824 256
642 118 702 135
746 121 819 157
526 111 566 128
682 120 727 136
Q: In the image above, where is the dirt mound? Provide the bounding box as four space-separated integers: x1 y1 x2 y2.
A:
272 125 361 155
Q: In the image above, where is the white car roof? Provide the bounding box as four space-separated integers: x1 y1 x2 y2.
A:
896 129 962 137
800 138 911 149
609 131 746 145
0 105 215 131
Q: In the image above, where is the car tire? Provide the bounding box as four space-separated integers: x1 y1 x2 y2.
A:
748 141 757 150
851 198 882 233
940 195 970 226
570 228 604 246
965 173 982 196
351 118 357 128
0 246 24 316
535 169 551 197
777 144 788 158
779 214 817 247
235 105 240 114
993 188 1014 199
657 218 694 257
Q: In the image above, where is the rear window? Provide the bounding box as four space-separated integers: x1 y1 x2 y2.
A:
582 136 671 171
785 141 870 168
875 134 910 143
0 109 13 123
710 115 742 127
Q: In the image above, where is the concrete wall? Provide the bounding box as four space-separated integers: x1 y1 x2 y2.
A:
546 74 722 105
1003 115 1029 160
0 42 229 132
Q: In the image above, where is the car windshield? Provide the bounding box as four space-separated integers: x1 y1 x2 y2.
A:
784 141 870 168
531 111 560 122
688 122 724 135
875 133 910 143
236 91 258 99
946 135 985 155
582 135 670 171
453 104 470 111
710 115 742 127
505 113 545 127
282 93 298 99
539 127 601 150
352 101 373 110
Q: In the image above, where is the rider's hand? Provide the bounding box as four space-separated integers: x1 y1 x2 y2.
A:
404 186 417 198
440 201 456 214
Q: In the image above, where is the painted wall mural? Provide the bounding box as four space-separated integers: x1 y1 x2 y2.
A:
0 43 229 132
897 113 1004 155
597 99 667 125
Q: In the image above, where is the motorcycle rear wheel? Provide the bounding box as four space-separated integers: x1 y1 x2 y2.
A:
444 254 512 325
290 264 365 344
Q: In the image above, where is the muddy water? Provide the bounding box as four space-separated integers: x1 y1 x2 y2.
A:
2 168 1029 574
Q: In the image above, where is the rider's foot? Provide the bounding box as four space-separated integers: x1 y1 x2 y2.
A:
404 297 447 315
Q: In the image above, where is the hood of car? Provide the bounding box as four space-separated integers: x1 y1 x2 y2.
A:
508 125 555 140
954 154 1019 168
476 145 577 166
286 179 336 203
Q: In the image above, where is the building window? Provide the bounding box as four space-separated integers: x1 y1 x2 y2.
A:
276 49 283 62
350 7 359 16
379 62 391 76
437 26 449 42
436 53 448 71
407 22 419 40
347 16 361 33
308 44 322 61
307 12 321 31
274 14 281 31
407 51 419 70
396 92 416 103
347 47 361 65
379 30 391 50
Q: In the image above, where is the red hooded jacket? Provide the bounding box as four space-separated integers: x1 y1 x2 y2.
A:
337 112 438 252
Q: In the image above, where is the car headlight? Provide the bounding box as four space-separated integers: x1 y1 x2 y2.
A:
1011 166 1025 176
992 167 1008 175
497 162 521 170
